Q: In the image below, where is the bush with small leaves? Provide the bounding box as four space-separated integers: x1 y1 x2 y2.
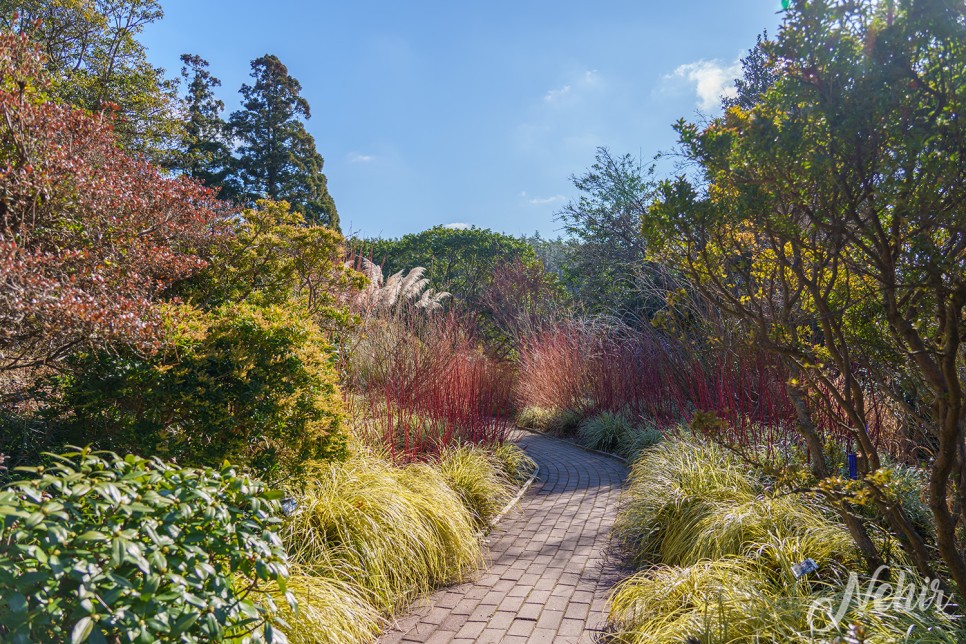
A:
49 302 348 478
0 448 291 643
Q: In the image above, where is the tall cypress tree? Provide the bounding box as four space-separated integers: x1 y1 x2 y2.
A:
229 55 339 229
173 54 234 196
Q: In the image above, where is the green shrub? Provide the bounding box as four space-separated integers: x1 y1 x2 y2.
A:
437 445 516 527
49 302 347 478
0 448 290 643
0 411 48 480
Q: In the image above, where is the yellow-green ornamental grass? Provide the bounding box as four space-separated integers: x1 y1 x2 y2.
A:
270 444 531 643
608 439 960 643
437 444 529 528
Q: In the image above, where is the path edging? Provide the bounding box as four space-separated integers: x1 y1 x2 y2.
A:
488 463 539 528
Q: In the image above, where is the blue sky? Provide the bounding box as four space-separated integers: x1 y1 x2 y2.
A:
142 1 784 239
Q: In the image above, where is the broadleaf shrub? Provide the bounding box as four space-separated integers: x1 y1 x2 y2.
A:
0 448 290 643
0 31 227 375
48 302 347 478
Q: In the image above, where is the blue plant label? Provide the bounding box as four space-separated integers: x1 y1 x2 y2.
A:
792 558 819 579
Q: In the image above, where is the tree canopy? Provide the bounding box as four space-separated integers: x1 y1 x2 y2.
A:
366 226 539 307
1 0 181 160
646 0 966 593
170 53 234 195
556 147 658 320
229 54 339 229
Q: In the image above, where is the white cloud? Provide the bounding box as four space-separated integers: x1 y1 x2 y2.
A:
667 59 741 110
443 222 470 230
544 84 572 103
543 69 601 103
347 152 376 163
520 191 566 206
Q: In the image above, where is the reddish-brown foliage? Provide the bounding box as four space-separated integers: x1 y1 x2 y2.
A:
516 319 894 457
477 258 565 355
346 312 514 461
0 33 227 372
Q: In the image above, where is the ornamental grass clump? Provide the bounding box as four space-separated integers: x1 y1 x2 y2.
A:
267 564 383 644
608 438 959 643
437 445 517 528
278 454 480 618
609 559 961 643
0 448 289 644
577 410 662 458
271 444 532 642
612 439 868 572
578 410 635 453
492 442 537 483
516 406 582 435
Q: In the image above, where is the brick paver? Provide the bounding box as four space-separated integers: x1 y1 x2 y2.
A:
380 431 628 643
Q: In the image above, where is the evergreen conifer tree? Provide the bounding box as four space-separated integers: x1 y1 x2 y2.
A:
229 54 339 229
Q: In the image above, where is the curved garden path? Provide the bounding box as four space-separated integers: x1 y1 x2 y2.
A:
380 431 628 644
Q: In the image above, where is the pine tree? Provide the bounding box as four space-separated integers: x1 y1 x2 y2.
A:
229 55 339 229
173 54 234 196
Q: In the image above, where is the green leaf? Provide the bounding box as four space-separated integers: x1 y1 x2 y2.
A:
24 511 46 528
88 626 108 644
0 506 29 519
142 574 161 596
111 538 125 567
7 592 27 614
170 611 200 635
71 616 94 644
15 571 48 589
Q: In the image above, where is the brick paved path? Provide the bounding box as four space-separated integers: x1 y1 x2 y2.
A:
380 431 628 644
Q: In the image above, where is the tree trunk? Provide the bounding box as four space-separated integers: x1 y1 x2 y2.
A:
788 379 885 573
